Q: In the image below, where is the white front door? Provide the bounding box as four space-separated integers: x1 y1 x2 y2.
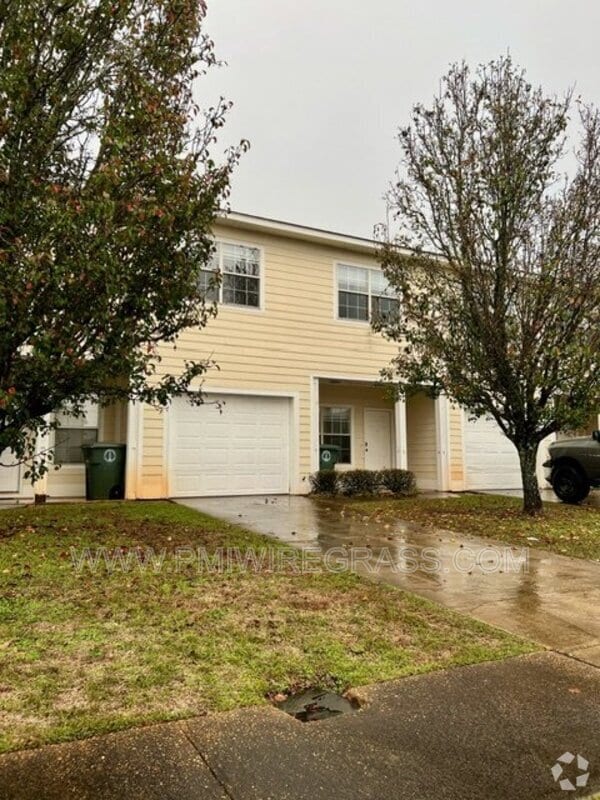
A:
364 409 393 470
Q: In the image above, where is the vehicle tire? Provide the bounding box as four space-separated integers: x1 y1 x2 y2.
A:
551 464 590 504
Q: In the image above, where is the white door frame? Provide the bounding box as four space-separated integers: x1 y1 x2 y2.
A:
125 401 143 500
394 397 407 469
435 395 451 491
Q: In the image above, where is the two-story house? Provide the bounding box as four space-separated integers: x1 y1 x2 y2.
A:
1 212 560 502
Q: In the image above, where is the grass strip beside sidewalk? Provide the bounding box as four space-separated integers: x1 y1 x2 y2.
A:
0 500 534 753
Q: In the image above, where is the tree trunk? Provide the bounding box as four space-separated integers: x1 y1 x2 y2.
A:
518 443 542 516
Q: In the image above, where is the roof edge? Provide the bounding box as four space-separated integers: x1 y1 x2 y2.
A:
215 210 381 255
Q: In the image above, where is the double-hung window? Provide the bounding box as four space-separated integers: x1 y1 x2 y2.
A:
337 264 398 323
199 242 261 309
53 404 99 465
320 407 352 464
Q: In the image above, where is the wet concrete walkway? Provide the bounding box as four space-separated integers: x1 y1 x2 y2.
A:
2 652 599 799
181 495 600 665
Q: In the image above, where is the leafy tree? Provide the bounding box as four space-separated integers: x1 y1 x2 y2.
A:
377 57 600 515
0 0 245 480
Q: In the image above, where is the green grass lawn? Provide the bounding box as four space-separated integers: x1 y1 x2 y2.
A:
338 493 600 561
0 500 534 753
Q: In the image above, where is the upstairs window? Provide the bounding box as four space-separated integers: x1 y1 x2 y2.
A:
337 264 399 323
369 269 400 324
199 242 261 308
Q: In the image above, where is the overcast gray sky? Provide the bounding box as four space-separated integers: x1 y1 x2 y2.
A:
200 0 600 238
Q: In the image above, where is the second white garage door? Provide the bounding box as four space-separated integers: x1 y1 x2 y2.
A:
170 394 291 497
464 414 522 490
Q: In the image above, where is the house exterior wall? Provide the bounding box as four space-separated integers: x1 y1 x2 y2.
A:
101 402 128 444
405 392 438 490
137 222 388 497
131 217 467 499
129 216 448 497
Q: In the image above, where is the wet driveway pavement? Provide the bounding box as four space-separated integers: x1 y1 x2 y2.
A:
180 495 600 665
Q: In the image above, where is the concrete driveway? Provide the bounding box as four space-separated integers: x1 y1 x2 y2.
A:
181 495 600 663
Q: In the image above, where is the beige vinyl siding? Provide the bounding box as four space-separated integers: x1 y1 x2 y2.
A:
139 405 167 498
319 383 394 470
448 403 464 489
405 392 438 491
101 402 128 444
48 466 86 498
136 220 466 497
139 225 401 496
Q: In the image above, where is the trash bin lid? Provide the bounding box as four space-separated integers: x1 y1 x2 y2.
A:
82 443 126 449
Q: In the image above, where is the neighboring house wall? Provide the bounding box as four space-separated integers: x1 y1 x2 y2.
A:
0 402 127 501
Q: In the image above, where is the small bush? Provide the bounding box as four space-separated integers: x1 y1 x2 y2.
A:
309 470 339 494
337 469 380 497
309 468 418 497
379 468 417 496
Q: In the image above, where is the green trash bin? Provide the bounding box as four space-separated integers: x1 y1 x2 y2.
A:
319 444 341 471
82 443 126 500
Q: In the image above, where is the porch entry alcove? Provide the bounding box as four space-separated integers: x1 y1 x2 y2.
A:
314 377 448 491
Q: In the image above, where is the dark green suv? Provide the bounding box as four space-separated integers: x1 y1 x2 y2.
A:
544 431 600 503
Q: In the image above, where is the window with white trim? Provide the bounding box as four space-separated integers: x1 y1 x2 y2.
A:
336 264 399 323
53 404 99 465
320 406 352 464
199 242 261 308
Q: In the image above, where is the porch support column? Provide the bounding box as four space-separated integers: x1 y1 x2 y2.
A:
435 394 451 491
310 377 320 473
125 401 141 500
32 417 51 498
394 397 407 469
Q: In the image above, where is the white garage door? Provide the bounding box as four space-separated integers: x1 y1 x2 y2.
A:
170 394 291 497
464 414 521 490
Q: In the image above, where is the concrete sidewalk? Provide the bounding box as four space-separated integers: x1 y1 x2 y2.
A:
1 653 598 800
181 495 600 664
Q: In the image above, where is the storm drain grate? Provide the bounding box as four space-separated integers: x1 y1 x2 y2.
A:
275 688 359 722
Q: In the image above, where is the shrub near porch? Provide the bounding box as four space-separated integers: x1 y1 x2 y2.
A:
0 501 534 753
